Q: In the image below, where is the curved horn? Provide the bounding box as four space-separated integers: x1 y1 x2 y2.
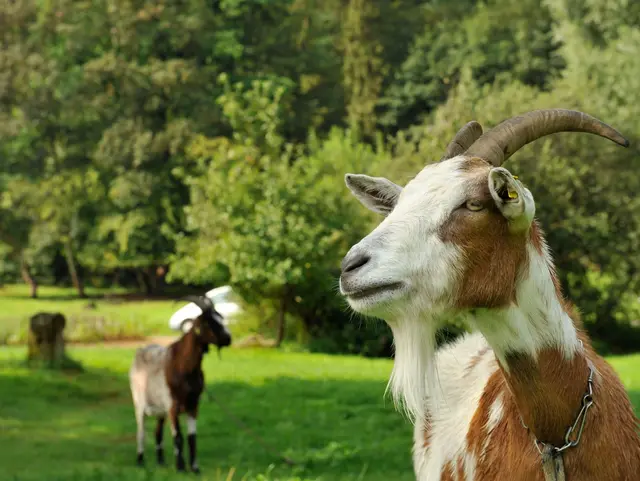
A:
464 109 629 166
440 121 483 161
181 295 213 315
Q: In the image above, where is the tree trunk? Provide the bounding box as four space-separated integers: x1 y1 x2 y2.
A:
155 265 167 293
275 288 288 348
20 257 38 299
27 313 66 368
145 266 156 295
135 268 154 296
63 240 86 298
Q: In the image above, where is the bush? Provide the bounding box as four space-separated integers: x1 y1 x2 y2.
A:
169 76 395 356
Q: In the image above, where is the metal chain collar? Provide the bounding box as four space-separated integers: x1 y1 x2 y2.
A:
520 362 596 457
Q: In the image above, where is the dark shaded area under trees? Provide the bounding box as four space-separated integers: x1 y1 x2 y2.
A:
2 0 640 355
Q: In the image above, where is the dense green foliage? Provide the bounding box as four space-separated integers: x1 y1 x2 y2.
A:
2 0 640 354
1 343 639 480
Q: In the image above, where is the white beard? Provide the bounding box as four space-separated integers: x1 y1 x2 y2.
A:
388 318 439 422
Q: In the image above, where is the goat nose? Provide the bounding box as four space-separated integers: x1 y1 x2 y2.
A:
341 252 371 275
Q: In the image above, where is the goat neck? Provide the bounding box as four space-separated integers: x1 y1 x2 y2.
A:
170 329 207 374
468 225 589 446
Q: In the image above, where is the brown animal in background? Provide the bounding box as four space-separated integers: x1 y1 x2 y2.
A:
129 295 231 473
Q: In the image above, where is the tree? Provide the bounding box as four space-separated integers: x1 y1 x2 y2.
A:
340 0 386 137
555 0 640 45
170 77 389 349
0 0 110 296
378 0 565 132
44 0 353 290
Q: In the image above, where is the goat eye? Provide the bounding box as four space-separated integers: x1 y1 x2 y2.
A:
465 200 484 211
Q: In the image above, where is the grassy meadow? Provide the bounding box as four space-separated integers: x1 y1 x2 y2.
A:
0 344 412 481
0 285 185 345
1 285 639 481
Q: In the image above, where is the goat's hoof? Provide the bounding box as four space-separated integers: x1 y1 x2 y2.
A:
191 465 201 475
136 454 144 467
176 463 186 472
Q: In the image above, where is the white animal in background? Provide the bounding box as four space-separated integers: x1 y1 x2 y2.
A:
339 109 640 481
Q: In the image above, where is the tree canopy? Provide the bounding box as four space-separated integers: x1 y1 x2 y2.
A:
2 0 639 354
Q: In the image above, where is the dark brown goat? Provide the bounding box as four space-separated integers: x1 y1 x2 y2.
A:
129 295 231 473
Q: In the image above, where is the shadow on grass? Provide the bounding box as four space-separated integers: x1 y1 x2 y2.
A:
0 365 413 481
0 361 124 408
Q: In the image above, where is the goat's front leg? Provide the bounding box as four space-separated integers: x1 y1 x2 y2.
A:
135 407 145 466
169 403 186 472
155 416 166 466
186 408 200 474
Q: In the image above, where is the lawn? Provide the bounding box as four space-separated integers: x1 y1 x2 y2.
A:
0 285 186 344
1 284 640 480
0 344 413 481
1 344 639 481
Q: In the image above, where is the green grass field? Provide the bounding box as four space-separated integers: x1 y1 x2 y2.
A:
1 344 639 481
1 284 639 480
0 285 186 344
0 285 271 346
0 344 411 481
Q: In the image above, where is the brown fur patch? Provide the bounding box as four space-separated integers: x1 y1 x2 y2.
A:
471 374 542 481
562 343 640 481
440 461 455 481
529 220 545 256
164 329 207 419
456 457 466 481
468 341 640 481
440 161 529 308
500 348 588 446
467 370 506 457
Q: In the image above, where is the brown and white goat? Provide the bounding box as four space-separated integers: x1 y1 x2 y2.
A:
129 295 232 473
339 109 640 481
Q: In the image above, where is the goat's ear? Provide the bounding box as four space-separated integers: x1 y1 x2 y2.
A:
345 174 403 216
488 167 535 232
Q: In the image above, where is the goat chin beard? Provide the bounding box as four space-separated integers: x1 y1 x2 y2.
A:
387 318 439 423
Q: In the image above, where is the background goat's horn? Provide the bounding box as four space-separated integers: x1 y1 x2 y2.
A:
440 121 483 161
464 109 629 166
181 295 213 314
